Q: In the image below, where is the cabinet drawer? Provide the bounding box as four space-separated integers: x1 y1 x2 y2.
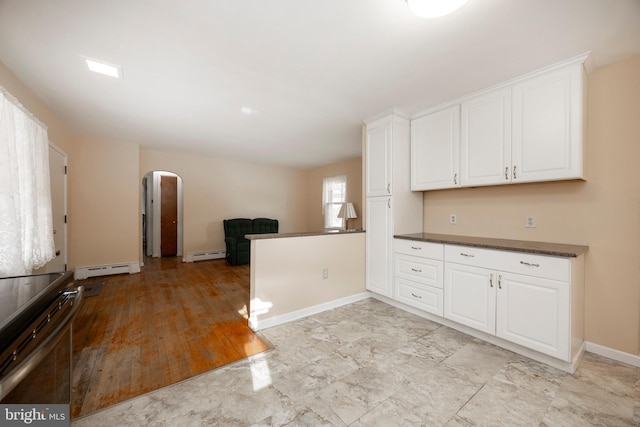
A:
495 251 570 282
395 278 443 316
395 239 443 260
445 245 497 269
395 254 443 288
445 244 570 282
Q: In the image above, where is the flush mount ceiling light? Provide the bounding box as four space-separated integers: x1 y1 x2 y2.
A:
84 57 121 79
405 0 469 18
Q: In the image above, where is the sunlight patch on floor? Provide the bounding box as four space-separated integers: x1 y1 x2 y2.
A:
247 352 272 392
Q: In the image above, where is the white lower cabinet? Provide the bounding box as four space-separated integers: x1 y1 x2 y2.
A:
393 239 584 370
444 263 496 335
394 239 444 316
496 272 569 360
443 244 574 361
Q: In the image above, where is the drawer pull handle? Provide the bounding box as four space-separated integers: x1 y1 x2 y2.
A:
460 252 475 258
520 261 540 268
513 166 517 179
387 183 391 194
411 293 422 299
453 173 458 185
411 268 422 273
498 274 503 289
489 273 494 288
505 167 509 180
411 246 422 250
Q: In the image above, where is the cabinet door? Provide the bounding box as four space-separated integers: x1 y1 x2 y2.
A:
444 263 496 335
460 88 512 186
366 197 393 297
366 119 392 197
496 272 570 360
512 64 583 183
411 106 460 190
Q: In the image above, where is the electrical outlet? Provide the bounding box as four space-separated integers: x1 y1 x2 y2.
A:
322 268 328 280
525 215 536 228
450 214 457 225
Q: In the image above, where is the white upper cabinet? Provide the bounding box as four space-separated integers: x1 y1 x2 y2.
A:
411 105 460 191
366 118 392 197
411 54 587 191
512 63 584 183
460 87 512 187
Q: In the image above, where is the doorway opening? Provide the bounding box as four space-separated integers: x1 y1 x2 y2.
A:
142 171 183 259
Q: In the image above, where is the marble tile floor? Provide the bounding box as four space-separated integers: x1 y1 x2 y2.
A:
71 298 640 426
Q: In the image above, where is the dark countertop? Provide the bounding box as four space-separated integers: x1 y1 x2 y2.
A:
395 233 588 257
246 229 365 240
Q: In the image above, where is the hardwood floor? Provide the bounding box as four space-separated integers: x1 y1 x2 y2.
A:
71 256 270 419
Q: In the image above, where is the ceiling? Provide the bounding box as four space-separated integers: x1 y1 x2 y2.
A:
1 0 639 169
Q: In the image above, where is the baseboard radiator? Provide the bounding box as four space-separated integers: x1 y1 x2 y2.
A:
183 250 226 263
74 262 141 280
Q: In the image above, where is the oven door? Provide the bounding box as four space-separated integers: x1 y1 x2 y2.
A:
0 285 84 404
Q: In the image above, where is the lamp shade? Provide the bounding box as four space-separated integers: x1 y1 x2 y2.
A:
337 202 357 220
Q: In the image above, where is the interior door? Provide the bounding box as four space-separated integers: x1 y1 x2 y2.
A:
160 175 178 257
46 145 66 272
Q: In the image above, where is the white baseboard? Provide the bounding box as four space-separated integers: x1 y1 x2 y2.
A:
183 250 226 263
249 292 372 331
585 341 640 368
74 261 140 280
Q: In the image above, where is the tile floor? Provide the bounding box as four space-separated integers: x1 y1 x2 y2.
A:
71 298 640 426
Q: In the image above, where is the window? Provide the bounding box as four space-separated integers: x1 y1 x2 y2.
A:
322 175 347 230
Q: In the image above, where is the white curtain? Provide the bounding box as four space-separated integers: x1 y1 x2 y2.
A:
0 88 55 277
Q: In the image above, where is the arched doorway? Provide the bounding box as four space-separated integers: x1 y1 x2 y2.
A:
142 171 183 258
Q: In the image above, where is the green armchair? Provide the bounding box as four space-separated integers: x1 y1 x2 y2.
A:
223 218 278 265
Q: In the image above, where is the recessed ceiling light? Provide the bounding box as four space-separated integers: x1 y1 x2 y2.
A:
241 107 258 115
84 57 121 79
